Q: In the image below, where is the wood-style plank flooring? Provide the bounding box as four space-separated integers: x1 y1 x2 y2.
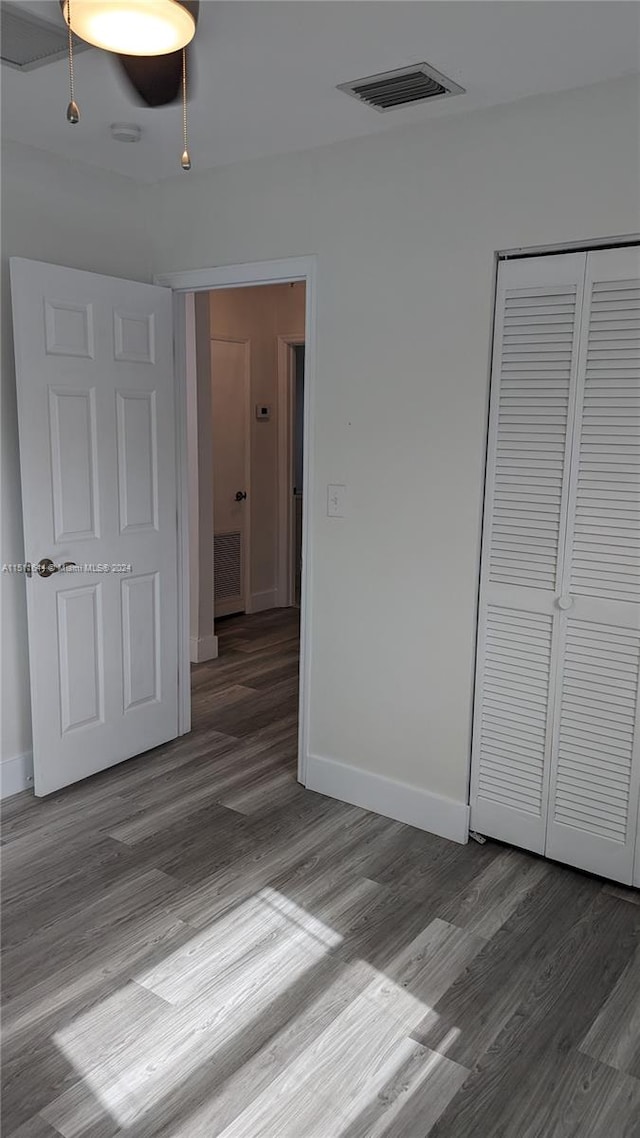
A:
3 607 640 1137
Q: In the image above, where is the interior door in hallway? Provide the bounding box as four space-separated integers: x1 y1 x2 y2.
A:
10 258 178 796
211 337 250 617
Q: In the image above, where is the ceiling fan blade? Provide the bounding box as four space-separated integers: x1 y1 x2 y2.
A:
113 0 199 108
115 50 183 106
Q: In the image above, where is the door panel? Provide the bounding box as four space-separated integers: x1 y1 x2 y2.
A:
116 391 159 533
211 337 250 618
57 583 104 734
11 258 178 796
475 605 553 831
546 246 640 883
121 572 161 710
471 253 586 853
49 387 99 540
547 609 640 882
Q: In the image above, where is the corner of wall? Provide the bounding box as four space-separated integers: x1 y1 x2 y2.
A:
305 753 470 845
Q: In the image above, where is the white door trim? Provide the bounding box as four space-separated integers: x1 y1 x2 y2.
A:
172 289 192 737
156 256 317 787
210 334 252 617
277 334 305 608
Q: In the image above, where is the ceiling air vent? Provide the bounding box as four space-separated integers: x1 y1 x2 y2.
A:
1 3 90 71
338 63 464 113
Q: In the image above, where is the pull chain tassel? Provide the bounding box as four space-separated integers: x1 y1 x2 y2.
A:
65 0 80 123
181 47 191 170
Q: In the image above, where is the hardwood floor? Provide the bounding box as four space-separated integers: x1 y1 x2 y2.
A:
3 607 640 1137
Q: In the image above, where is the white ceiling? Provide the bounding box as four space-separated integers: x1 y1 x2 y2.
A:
2 1 639 184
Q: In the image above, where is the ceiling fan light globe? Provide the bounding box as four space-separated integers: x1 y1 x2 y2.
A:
62 0 195 56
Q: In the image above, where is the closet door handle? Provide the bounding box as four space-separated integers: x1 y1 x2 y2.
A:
557 594 574 611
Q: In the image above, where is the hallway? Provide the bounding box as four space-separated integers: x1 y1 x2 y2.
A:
191 607 300 774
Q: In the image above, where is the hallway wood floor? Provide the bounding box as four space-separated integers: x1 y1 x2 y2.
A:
3 608 640 1137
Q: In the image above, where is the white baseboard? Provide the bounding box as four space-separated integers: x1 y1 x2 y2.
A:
305 753 469 845
190 634 219 663
1 750 34 799
248 589 278 614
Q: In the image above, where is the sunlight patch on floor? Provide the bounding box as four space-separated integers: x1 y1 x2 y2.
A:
48 887 345 1130
47 897 465 1137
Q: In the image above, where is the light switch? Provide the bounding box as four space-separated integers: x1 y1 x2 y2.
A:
327 484 346 517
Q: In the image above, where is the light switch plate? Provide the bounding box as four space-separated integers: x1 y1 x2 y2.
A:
327 484 346 517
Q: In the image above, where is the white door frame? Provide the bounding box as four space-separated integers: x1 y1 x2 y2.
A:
210 334 252 617
155 256 317 786
277 333 305 608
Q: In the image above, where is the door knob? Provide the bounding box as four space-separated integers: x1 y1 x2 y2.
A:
35 558 77 578
557 594 574 611
235 491 247 502
36 558 58 578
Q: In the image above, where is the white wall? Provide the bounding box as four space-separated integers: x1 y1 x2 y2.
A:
1 141 150 788
148 76 640 825
2 77 638 832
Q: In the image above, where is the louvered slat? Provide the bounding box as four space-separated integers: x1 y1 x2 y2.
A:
569 277 640 602
476 606 553 818
488 285 577 590
552 621 640 844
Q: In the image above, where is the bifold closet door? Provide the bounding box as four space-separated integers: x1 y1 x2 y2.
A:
545 246 640 884
470 253 586 854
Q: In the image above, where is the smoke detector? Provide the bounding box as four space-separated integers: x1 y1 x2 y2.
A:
338 63 464 113
110 123 142 143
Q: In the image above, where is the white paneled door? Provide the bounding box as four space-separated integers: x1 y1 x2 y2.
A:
471 246 640 885
11 259 178 796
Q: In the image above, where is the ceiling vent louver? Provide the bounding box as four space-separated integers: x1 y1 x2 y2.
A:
1 3 90 71
338 63 464 113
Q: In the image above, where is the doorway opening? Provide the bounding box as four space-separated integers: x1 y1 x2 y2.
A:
185 278 307 786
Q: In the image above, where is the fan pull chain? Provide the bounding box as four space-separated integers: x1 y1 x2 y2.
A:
65 0 80 124
181 48 191 170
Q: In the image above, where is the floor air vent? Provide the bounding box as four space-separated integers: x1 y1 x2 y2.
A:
214 531 242 601
338 63 464 113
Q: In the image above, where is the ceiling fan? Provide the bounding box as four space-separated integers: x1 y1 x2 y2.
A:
60 0 200 168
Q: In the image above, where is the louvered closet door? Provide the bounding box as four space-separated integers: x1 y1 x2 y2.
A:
470 254 586 853
546 246 640 884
